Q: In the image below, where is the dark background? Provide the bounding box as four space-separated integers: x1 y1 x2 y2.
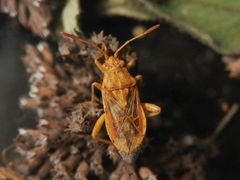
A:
0 15 36 151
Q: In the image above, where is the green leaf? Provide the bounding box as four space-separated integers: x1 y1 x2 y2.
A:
100 0 240 55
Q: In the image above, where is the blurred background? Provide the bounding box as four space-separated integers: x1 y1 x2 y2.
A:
0 15 36 151
1 0 240 179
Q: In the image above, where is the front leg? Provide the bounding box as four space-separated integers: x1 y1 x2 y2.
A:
92 113 112 144
95 57 106 73
91 82 102 102
142 103 161 117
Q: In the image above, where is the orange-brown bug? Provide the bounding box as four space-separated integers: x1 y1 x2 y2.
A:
61 24 161 162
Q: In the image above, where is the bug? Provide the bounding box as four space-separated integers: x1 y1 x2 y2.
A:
61 24 161 162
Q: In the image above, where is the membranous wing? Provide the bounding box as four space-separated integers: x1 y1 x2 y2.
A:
103 86 146 154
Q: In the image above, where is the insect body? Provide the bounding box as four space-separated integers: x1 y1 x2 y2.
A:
61 24 161 162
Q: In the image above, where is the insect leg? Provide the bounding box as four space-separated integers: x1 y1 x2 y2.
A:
135 75 143 85
91 82 102 102
126 59 136 69
92 113 112 144
142 103 161 117
95 57 106 73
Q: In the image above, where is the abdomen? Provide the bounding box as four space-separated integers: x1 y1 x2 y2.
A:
102 85 146 155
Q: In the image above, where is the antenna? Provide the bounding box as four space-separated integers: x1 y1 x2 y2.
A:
114 24 160 57
60 32 108 59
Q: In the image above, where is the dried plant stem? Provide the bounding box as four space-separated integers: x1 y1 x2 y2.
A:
211 103 239 140
1 145 14 166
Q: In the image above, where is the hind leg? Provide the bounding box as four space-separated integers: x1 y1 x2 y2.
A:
142 103 161 117
92 113 112 144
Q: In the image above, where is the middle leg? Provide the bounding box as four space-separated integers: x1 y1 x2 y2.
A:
126 59 136 70
135 75 143 85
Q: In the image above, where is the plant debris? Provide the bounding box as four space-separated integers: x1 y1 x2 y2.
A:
0 167 23 180
156 137 219 179
0 0 58 37
1 32 161 179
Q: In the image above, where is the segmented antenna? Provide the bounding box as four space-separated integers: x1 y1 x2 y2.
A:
60 32 108 59
114 24 160 57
